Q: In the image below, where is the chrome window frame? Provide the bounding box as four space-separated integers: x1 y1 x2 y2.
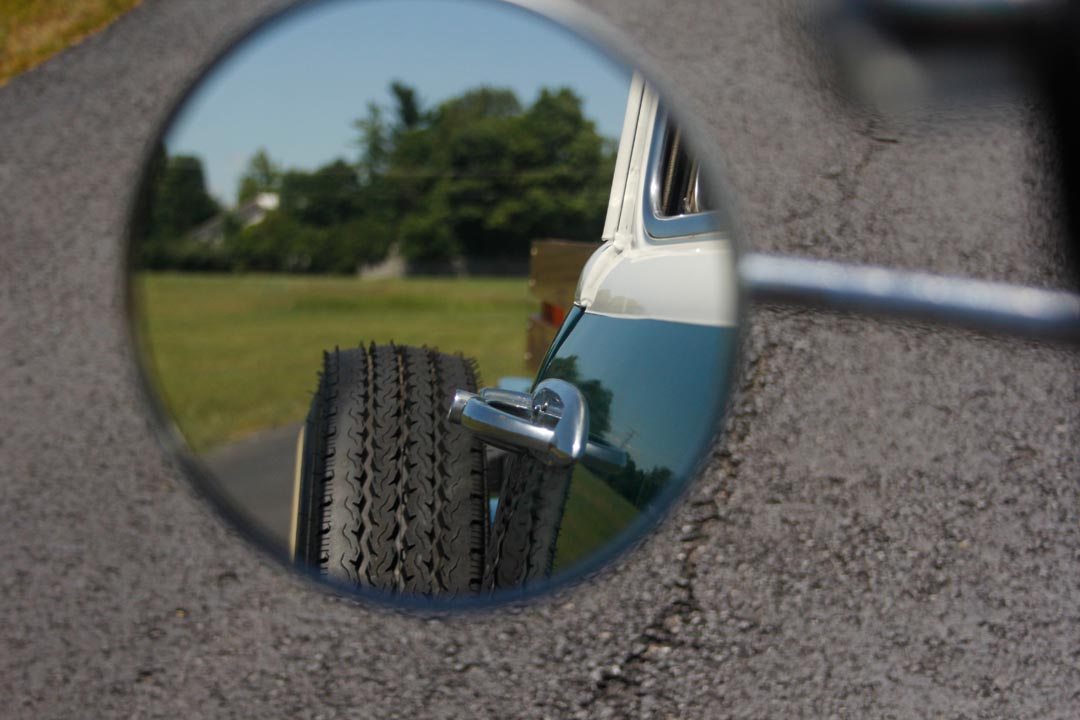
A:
642 109 722 241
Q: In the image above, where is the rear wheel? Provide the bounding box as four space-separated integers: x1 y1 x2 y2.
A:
484 456 573 590
293 343 487 596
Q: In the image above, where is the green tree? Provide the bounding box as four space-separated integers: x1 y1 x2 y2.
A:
230 212 391 274
150 155 220 238
279 159 361 227
138 153 222 269
141 81 616 274
543 355 612 436
390 80 424 132
231 153 393 273
236 148 281 204
374 84 614 264
354 101 389 182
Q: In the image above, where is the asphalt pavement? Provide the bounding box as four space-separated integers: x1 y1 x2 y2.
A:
203 423 302 550
1 0 1078 718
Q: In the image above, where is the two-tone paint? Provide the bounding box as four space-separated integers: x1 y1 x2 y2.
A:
534 75 740 570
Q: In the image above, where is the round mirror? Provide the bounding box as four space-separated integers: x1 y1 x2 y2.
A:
129 0 742 607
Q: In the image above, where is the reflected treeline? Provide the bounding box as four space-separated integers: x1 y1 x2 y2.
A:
544 356 612 435
543 355 673 508
137 82 616 274
607 461 673 508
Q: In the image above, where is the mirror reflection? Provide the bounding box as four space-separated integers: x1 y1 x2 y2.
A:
131 0 739 603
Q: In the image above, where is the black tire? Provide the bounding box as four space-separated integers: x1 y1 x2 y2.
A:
293 343 487 596
484 455 573 591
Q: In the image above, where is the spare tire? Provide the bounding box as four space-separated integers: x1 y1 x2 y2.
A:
292 343 488 596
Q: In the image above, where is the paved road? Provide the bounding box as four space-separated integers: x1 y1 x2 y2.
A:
203 423 302 550
2 0 1077 718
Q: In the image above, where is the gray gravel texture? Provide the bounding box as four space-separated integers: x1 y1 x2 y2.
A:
2 0 1078 718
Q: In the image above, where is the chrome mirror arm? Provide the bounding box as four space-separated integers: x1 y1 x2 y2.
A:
739 253 1080 345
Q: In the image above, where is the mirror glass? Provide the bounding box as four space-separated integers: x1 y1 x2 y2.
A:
130 0 741 606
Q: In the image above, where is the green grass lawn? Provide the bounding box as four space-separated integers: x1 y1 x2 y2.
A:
1 0 142 85
137 272 534 453
554 465 640 572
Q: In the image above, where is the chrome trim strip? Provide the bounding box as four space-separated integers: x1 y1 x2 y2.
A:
739 253 1080 344
642 109 722 240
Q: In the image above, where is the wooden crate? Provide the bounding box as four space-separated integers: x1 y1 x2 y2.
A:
525 239 597 372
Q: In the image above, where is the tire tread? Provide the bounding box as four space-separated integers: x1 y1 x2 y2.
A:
295 343 487 596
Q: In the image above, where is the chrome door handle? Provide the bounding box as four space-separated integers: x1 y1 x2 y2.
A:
448 379 626 470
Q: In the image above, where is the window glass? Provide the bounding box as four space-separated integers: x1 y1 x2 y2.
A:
656 122 708 217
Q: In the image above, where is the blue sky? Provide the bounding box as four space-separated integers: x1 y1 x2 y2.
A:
166 0 632 204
